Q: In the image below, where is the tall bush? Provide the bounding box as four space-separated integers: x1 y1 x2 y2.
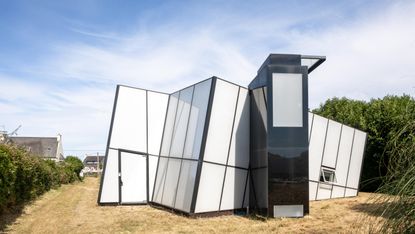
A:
0 144 82 214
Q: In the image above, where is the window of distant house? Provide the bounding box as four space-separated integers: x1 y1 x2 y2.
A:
319 167 336 183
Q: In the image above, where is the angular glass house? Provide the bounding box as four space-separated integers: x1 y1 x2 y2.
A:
98 54 367 218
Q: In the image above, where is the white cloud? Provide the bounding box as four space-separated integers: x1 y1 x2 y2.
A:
2 1 414 158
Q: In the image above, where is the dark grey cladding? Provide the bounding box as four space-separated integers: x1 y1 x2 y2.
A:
249 54 311 217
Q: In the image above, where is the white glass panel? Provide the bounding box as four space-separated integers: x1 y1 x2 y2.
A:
322 120 342 168
272 73 303 127
152 157 168 203
308 112 314 140
316 183 332 200
100 149 119 203
220 168 247 210
345 188 358 197
174 160 198 212
161 158 181 207
110 86 147 152
147 92 169 155
346 130 366 189
160 92 179 156
331 186 345 198
227 88 250 169
309 115 328 181
120 152 147 203
203 80 239 165
309 181 318 201
183 79 212 159
335 126 354 186
195 163 226 213
170 87 194 158
148 155 158 202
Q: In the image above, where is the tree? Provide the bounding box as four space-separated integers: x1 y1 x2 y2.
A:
64 156 84 180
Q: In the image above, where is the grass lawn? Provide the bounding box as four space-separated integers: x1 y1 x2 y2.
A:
1 177 384 233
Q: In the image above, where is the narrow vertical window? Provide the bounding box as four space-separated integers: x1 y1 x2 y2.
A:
272 73 303 127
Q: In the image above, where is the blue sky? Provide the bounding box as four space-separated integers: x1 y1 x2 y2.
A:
1 0 414 158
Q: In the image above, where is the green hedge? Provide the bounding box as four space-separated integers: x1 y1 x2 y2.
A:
0 144 82 214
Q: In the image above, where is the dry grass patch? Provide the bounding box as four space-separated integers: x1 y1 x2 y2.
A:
2 178 385 233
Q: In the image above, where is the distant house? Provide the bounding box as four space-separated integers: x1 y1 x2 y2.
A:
9 134 64 162
82 154 105 174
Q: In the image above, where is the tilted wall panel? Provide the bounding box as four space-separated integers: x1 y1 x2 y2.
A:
316 184 332 200
309 181 318 201
170 87 194 158
309 115 328 181
335 126 355 186
174 160 198 212
148 155 158 202
147 92 169 155
220 168 247 211
110 87 147 152
203 80 239 165
345 188 358 197
195 163 226 213
331 185 346 199
161 158 182 207
227 88 250 169
160 92 180 156
100 149 119 203
183 79 212 160
152 157 168 203
346 130 366 189
322 120 342 168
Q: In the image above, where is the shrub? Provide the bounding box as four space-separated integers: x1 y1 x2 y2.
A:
0 144 83 214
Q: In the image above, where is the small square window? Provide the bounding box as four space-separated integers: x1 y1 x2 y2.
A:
319 167 336 183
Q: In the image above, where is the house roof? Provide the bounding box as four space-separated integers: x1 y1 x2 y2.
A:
10 136 59 159
83 155 105 164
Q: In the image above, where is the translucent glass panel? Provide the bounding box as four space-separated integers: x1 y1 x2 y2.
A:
203 80 239 165
309 115 328 181
345 188 358 197
170 87 194 158
309 181 318 200
160 92 180 156
227 88 250 169
183 79 212 159
335 126 354 186
331 185 346 198
220 168 247 210
174 160 198 212
161 158 182 207
316 184 332 200
195 163 226 213
152 157 168 203
147 92 169 155
272 73 303 127
148 155 159 202
322 120 342 168
100 149 119 203
120 152 147 203
110 86 147 152
308 113 314 140
346 130 366 189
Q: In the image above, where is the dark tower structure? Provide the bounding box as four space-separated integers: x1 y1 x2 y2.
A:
248 54 325 217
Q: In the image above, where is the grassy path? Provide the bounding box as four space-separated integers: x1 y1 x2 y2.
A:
3 177 382 233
